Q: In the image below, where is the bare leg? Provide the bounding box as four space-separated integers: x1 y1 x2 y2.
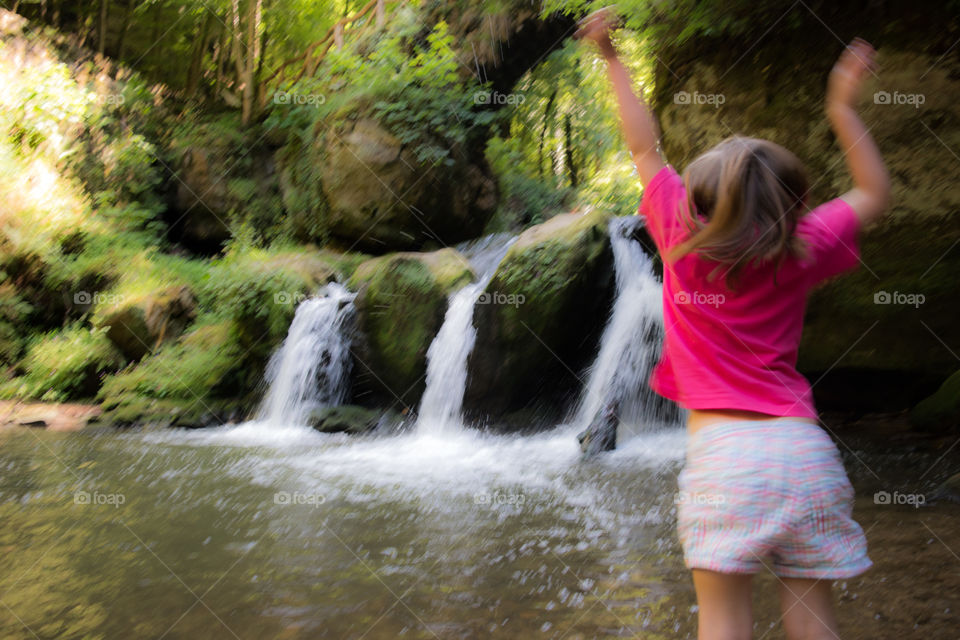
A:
778 578 840 640
692 569 754 640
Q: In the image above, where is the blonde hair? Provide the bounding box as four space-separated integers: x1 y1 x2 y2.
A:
669 136 809 284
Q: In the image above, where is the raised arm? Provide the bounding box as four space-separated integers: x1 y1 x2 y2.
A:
826 38 891 225
576 9 665 187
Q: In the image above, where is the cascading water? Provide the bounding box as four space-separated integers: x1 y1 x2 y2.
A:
571 216 666 452
416 234 516 433
256 282 356 426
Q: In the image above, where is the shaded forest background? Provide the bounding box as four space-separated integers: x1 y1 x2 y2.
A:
0 0 958 432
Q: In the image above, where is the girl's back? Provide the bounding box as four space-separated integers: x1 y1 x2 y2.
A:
641 159 861 419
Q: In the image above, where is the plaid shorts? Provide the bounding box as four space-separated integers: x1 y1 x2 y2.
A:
676 420 872 578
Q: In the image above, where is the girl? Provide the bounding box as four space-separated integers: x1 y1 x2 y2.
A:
577 9 889 640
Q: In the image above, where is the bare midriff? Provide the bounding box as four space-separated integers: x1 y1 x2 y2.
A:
686 408 818 436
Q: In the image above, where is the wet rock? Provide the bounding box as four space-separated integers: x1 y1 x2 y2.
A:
308 405 400 434
466 209 616 416
97 321 248 427
577 401 619 455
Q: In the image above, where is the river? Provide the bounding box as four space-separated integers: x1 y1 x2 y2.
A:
1 419 957 639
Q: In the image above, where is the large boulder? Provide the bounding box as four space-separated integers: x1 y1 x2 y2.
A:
651 29 960 402
170 136 282 253
318 118 497 252
348 248 474 408
172 148 233 250
94 285 196 361
465 209 616 416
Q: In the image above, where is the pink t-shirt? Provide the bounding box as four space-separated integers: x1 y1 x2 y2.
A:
639 165 861 419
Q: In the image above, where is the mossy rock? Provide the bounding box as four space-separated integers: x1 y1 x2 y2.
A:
465 209 616 416
910 369 960 431
94 285 196 361
308 404 401 434
257 249 340 287
97 320 249 427
348 248 474 409
98 396 245 429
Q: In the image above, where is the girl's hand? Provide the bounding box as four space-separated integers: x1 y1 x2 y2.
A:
827 38 876 110
574 7 618 56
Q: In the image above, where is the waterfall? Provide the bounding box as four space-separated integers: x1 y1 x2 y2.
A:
256 282 356 426
416 235 516 433
572 216 665 450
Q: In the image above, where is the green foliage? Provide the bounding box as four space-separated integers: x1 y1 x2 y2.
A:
541 0 797 52
0 281 33 368
268 19 496 167
197 237 343 347
2 325 123 401
97 320 245 426
366 21 495 165
485 135 571 230
485 39 646 229
200 256 305 344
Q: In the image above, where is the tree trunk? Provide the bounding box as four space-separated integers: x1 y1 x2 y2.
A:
538 89 556 180
233 0 263 125
186 12 214 99
115 0 132 59
97 0 108 55
564 114 577 188
148 2 160 51
255 16 269 111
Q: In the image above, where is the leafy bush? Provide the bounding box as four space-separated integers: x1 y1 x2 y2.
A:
0 281 33 368
198 237 333 346
98 321 241 404
2 325 123 401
